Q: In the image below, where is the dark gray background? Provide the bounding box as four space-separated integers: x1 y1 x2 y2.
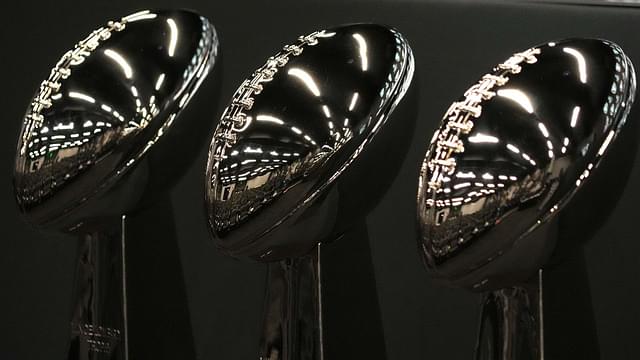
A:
1 0 639 359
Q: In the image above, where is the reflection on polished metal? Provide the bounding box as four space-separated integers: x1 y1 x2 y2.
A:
417 39 636 359
205 24 415 359
14 9 219 359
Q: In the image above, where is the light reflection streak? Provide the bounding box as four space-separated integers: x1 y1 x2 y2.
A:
53 122 74 130
563 47 587 83
179 93 190 108
454 182 471 189
506 143 520 153
68 91 95 103
497 88 534 113
538 122 549 138
104 49 133 79
244 147 262 154
155 73 166 90
256 114 285 125
456 171 475 179
288 68 321 96
352 33 368 71
322 105 332 118
468 133 499 143
349 92 359 111
597 130 615 156
570 106 581 128
123 10 157 22
166 18 179 57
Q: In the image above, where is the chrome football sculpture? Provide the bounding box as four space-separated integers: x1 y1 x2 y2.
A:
416 39 636 359
14 9 219 359
205 24 416 359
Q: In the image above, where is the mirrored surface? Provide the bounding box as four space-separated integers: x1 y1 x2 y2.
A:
417 39 636 291
14 9 219 232
205 24 415 261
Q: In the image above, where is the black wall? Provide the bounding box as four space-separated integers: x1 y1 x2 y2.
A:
1 1 639 359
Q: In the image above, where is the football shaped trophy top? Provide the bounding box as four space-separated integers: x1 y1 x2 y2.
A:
206 24 415 261
15 9 218 234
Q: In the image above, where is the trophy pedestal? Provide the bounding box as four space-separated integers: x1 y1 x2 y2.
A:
475 249 599 360
68 197 196 360
260 221 386 360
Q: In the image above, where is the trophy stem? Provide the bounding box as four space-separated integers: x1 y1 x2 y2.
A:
260 244 323 360
258 220 387 360
474 248 600 360
474 270 542 360
68 216 128 360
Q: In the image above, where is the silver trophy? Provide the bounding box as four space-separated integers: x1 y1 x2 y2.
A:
205 24 416 359
13 9 219 359
416 39 636 359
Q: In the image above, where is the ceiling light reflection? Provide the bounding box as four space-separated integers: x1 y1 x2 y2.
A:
538 122 549 138
453 182 471 189
68 91 95 103
244 147 262 154
166 18 179 57
563 47 587 83
349 92 359 111
468 133 499 143
570 106 581 128
123 10 157 22
322 105 332 118
497 88 534 113
597 130 615 156
352 33 368 71
53 122 74 130
104 49 133 79
506 143 520 153
456 171 475 179
256 114 284 125
155 73 166 91
288 68 321 96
